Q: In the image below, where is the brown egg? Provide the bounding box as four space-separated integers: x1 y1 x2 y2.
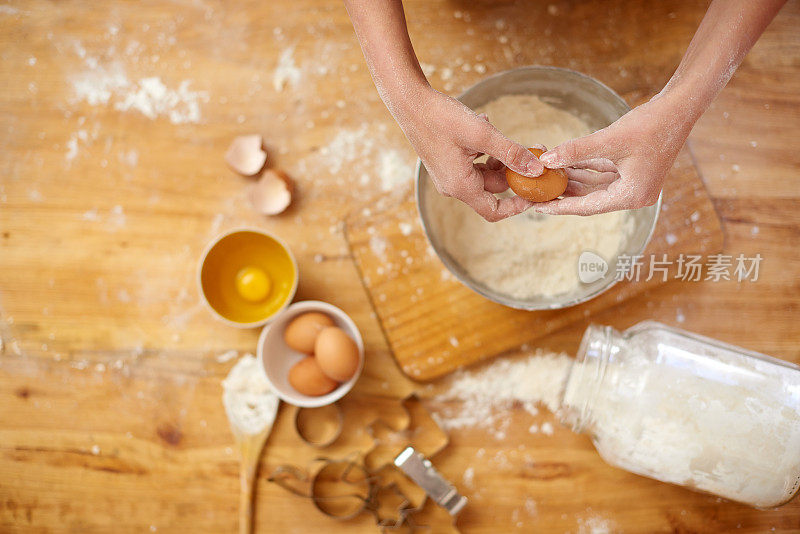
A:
288 356 339 396
284 312 335 354
505 147 568 202
314 327 360 382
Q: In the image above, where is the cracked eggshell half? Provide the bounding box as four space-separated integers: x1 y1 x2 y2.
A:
225 134 268 176
250 169 294 215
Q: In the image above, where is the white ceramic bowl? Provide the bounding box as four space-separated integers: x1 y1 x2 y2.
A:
257 300 365 408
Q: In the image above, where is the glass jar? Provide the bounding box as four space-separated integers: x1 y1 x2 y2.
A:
561 321 800 508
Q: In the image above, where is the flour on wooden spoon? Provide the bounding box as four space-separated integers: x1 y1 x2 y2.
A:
222 354 279 435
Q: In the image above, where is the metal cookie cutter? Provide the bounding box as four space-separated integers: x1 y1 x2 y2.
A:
270 457 375 520
294 403 344 448
394 447 467 516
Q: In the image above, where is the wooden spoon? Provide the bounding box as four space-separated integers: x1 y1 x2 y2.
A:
233 423 274 534
222 354 280 534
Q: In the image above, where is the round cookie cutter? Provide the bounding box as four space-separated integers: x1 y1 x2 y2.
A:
269 457 375 520
312 459 373 519
293 402 344 448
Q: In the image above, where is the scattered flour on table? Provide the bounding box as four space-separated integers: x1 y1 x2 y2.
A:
119 148 139 167
370 235 388 259
665 232 678 246
300 125 414 194
272 46 302 91
71 69 207 124
431 350 573 436
68 46 208 124
65 129 89 163
378 150 413 192
525 498 538 517
462 466 475 489
108 204 126 228
114 77 207 124
318 126 373 174
577 512 616 534
427 95 633 299
222 355 279 435
215 349 238 363
79 205 132 233
71 62 129 106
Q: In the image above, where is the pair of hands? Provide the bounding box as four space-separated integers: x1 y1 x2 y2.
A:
407 88 692 220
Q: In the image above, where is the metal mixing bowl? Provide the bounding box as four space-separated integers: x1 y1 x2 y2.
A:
415 66 661 310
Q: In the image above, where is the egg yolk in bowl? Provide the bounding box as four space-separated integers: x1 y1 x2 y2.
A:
200 230 296 325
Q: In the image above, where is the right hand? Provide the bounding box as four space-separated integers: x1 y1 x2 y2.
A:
395 89 544 222
533 92 691 216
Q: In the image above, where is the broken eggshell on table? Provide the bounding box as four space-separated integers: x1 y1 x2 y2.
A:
225 134 268 176
250 169 294 215
225 134 294 215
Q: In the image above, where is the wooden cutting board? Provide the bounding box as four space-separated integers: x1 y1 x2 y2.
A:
345 148 724 381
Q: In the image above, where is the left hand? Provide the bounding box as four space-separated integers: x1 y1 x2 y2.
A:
532 93 696 216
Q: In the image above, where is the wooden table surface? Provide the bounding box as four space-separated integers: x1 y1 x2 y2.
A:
1 1 799 532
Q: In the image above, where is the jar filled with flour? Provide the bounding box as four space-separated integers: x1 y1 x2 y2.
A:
560 321 800 508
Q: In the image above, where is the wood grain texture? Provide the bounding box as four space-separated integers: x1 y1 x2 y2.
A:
1 0 799 532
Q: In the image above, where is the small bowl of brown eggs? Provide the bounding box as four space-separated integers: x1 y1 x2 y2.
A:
257 300 364 408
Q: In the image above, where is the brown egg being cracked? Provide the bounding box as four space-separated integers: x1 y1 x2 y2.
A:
505 147 568 202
